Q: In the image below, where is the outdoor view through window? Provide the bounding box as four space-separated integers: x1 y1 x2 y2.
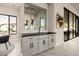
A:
0 15 17 36
0 15 8 35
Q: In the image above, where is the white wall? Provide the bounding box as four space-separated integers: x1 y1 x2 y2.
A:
48 3 79 46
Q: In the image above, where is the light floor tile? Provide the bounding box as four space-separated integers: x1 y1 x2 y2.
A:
36 37 79 56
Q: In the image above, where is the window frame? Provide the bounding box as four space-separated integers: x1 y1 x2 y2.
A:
9 16 17 35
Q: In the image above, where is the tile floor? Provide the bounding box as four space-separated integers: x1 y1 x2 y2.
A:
0 42 14 56
36 37 79 56
7 39 23 56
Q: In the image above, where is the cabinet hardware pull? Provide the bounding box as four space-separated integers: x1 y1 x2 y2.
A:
51 38 54 42
29 38 32 39
32 42 33 48
30 43 31 48
43 40 45 45
51 35 54 36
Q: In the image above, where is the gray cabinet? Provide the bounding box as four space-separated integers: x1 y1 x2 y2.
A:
39 35 48 52
21 34 55 56
22 36 38 56
48 34 55 48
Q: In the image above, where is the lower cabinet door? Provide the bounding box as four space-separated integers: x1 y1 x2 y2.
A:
22 40 38 56
48 37 55 48
22 41 32 56
39 39 48 52
31 40 38 55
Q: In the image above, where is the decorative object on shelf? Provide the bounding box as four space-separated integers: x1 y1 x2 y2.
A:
25 20 29 30
56 13 64 28
31 19 34 25
25 6 39 14
31 19 34 30
25 20 28 26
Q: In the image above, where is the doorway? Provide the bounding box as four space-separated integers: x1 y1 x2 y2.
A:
64 8 79 42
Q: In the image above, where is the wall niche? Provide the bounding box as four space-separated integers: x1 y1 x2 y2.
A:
24 3 47 31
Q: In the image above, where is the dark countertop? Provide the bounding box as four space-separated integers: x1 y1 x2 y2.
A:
22 32 56 37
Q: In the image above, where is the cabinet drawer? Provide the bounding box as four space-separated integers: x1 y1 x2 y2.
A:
22 36 38 42
39 35 48 40
49 34 55 38
39 38 48 52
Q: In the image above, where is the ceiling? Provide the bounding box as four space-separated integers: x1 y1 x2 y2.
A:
70 3 79 10
0 3 21 9
0 3 79 11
